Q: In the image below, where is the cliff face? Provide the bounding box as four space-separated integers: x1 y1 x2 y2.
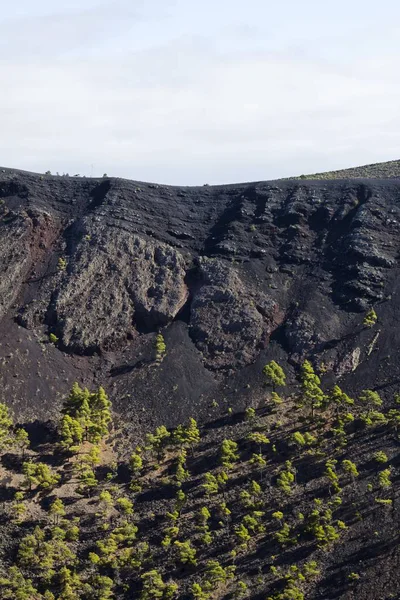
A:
1 168 400 430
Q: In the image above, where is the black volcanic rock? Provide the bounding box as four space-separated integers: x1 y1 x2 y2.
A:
53 225 188 352
189 257 278 370
1 168 400 429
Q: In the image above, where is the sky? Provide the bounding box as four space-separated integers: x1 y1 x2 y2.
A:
1 0 399 185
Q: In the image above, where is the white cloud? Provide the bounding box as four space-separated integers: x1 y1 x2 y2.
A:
0 1 399 184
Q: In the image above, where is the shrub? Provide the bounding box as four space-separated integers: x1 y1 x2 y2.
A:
57 257 67 271
155 334 166 361
363 309 377 327
374 451 388 463
378 468 392 489
174 540 197 565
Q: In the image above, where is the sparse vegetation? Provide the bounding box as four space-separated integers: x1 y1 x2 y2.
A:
0 359 399 598
285 159 400 180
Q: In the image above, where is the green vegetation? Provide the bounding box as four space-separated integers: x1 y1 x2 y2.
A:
57 257 67 271
0 368 399 600
155 333 167 361
300 360 324 418
363 308 378 328
285 158 400 180
263 360 286 391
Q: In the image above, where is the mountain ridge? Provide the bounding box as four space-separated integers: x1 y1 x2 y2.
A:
2 156 400 187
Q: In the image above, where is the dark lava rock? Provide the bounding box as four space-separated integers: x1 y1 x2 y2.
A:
189 257 277 370
53 224 188 352
1 168 400 426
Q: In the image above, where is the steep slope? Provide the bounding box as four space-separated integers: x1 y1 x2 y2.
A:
0 381 399 600
1 166 400 600
1 167 400 436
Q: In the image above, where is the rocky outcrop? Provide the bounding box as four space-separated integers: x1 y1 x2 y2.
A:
189 258 278 370
331 191 400 310
0 207 58 320
52 225 188 352
0 212 32 318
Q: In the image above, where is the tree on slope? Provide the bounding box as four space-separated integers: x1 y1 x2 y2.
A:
263 361 286 392
300 361 324 418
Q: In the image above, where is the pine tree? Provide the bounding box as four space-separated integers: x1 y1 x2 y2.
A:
146 425 171 462
263 360 286 391
272 510 284 525
140 570 178 600
277 461 296 495
49 498 66 525
14 427 30 458
60 414 83 451
155 333 167 361
249 452 267 472
191 583 210 600
246 431 270 454
203 560 236 588
10 491 27 524
274 522 293 546
300 360 325 418
249 479 262 502
61 383 112 445
57 567 84 600
234 523 251 547
116 496 134 516
359 389 382 414
89 386 112 442
22 461 60 491
22 461 38 491
77 466 97 496
324 459 341 495
342 460 359 480
174 540 197 565
90 574 114 600
62 382 86 416
378 468 392 489
291 431 316 449
173 418 201 454
245 407 256 423
58 257 67 271
374 451 388 463
363 308 377 327
185 417 201 450
82 445 101 467
77 392 92 441
0 566 40 600
197 506 211 526
0 402 13 451
175 450 189 484
219 439 239 469
342 459 359 490
130 451 143 477
271 391 284 406
202 472 219 496
329 385 354 415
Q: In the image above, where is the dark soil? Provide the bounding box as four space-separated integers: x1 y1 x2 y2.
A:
1 164 400 597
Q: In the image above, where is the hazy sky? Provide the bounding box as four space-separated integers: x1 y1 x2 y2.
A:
1 1 399 184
